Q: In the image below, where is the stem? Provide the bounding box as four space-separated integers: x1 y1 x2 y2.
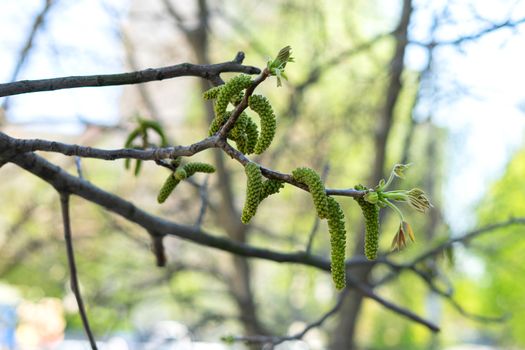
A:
383 191 409 202
382 171 396 190
59 193 98 350
383 199 405 222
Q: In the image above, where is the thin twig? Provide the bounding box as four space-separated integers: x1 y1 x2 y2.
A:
412 17 525 48
2 0 56 109
233 288 350 346
59 193 98 350
195 176 210 229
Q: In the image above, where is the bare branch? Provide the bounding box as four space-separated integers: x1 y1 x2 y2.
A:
411 266 508 323
232 289 350 346
0 131 218 160
347 273 439 332
0 57 261 97
59 193 98 349
0 131 366 199
412 17 525 48
195 176 210 228
411 218 525 265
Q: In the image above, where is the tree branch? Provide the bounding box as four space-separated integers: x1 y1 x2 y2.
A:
232 289 350 346
0 131 366 199
0 56 260 97
412 17 525 48
0 131 218 160
59 193 98 350
5 150 438 333
2 0 56 110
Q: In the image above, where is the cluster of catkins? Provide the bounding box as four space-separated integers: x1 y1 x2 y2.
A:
152 69 389 291
204 74 277 155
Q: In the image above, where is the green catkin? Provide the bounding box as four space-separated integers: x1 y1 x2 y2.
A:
248 95 277 154
354 184 380 260
182 162 216 177
209 111 231 136
203 86 222 100
134 160 142 176
327 196 347 290
174 168 188 180
124 129 141 170
233 133 248 154
214 74 252 120
245 118 259 154
292 167 329 219
140 119 168 146
259 179 284 202
229 112 249 140
241 162 263 224
157 174 180 203
124 128 141 148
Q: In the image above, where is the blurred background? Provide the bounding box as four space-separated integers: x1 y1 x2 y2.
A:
1 0 525 349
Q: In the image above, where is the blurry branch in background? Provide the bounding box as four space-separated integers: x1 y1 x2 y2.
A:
59 193 98 350
1 0 56 112
0 239 50 277
267 31 390 161
410 265 509 323
119 29 163 122
408 217 525 265
373 217 525 324
194 176 210 229
230 288 350 347
411 16 525 48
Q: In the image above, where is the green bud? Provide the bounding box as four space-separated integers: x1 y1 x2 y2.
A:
407 188 433 213
393 163 412 179
364 191 379 204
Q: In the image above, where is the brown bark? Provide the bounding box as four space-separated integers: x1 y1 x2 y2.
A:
331 1 413 348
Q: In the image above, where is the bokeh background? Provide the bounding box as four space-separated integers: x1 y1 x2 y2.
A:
1 0 525 349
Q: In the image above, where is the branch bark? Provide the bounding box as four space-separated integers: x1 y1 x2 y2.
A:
0 59 260 97
59 193 98 349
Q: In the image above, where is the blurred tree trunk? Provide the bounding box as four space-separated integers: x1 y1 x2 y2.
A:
178 0 267 339
331 1 413 348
